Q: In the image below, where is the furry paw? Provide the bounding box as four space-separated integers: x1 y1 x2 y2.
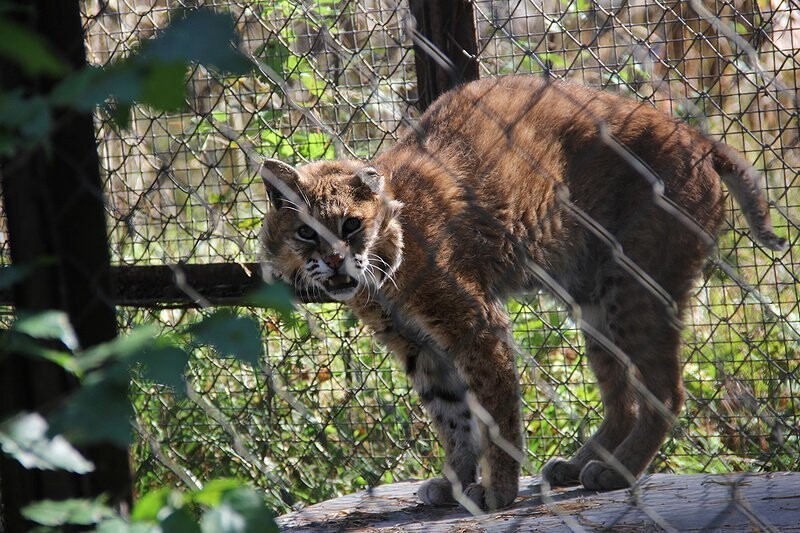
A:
541 457 582 488
579 460 631 491
417 477 456 506
462 483 517 511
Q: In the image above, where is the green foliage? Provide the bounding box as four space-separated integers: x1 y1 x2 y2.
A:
0 412 94 474
189 310 263 368
1 9 250 151
22 498 116 527
1 280 290 529
0 18 67 76
21 483 277 532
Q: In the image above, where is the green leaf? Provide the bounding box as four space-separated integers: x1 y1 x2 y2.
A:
131 487 171 522
76 325 160 373
0 91 52 150
141 10 250 75
0 412 94 473
190 310 262 368
160 507 201 533
22 498 115 526
0 18 68 76
140 61 187 111
0 331 77 372
245 282 295 318
138 345 190 395
96 518 158 533
199 488 277 533
51 64 142 112
192 479 244 507
12 310 79 351
0 260 52 290
49 365 133 446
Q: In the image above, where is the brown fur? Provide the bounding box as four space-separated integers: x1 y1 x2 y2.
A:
260 75 786 511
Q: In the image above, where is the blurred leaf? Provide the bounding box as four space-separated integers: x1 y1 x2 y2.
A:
76 325 159 373
138 345 190 395
140 61 187 111
0 412 94 473
141 10 250 75
131 487 172 522
0 331 77 372
22 498 115 526
245 282 295 318
12 310 79 351
49 365 133 446
0 18 67 76
51 64 141 112
192 479 244 507
234 216 262 230
96 518 157 533
0 260 52 289
190 310 262 368
49 10 248 127
160 507 201 533
0 91 52 154
199 488 277 533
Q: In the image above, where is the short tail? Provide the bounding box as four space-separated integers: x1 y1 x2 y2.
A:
713 141 788 251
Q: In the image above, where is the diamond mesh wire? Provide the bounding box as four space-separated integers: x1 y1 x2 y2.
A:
68 0 800 521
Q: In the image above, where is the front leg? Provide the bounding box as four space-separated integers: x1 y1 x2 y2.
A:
355 298 521 511
354 300 480 505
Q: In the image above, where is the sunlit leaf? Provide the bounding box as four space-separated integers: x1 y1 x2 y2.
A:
22 497 114 526
131 487 172 522
192 479 244 507
12 310 79 351
0 412 94 473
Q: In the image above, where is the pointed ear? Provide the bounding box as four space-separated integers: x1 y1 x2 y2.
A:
356 166 384 195
261 158 301 209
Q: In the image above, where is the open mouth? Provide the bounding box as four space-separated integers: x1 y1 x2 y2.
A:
322 274 358 293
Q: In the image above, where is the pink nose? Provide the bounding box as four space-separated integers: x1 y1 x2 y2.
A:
323 253 344 270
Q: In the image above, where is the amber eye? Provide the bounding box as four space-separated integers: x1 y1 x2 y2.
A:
342 217 361 236
296 225 316 241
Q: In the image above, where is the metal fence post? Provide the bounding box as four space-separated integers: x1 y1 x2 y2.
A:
409 0 480 111
0 1 132 529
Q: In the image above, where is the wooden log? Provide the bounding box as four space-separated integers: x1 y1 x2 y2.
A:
278 473 800 531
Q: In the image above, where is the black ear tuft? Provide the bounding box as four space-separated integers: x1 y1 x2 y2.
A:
261 158 301 209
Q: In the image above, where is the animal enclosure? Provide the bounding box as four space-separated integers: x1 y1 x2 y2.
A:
8 0 798 525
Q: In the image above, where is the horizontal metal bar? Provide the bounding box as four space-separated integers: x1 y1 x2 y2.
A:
0 263 331 308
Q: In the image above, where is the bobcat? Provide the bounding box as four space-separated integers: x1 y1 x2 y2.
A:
260 75 787 511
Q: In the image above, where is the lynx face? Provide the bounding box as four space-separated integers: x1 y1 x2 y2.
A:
260 159 403 302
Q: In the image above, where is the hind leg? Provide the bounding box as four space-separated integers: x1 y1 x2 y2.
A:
579 280 684 490
542 303 637 487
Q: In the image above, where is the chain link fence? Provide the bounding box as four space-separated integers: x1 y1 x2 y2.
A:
69 0 800 525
